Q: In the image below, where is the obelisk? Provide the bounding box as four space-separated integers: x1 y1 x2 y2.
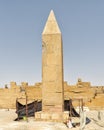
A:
42 10 64 113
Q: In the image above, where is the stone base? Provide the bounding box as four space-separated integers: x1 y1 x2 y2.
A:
35 111 69 122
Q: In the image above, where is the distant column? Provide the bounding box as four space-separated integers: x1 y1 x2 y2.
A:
42 10 64 112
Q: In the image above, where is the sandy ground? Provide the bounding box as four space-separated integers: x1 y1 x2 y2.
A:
0 109 104 130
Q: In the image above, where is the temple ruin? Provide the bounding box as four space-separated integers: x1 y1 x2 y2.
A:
0 10 104 116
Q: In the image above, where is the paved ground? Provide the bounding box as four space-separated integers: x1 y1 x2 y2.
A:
0 109 104 130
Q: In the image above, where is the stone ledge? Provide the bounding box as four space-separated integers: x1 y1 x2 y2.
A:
35 111 69 122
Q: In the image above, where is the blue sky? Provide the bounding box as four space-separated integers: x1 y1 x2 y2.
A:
0 0 104 87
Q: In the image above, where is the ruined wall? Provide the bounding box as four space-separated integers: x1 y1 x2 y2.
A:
0 80 104 109
0 82 42 109
64 80 104 109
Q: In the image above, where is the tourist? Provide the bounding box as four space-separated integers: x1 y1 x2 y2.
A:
67 118 73 128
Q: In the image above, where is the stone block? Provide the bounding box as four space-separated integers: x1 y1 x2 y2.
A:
35 112 41 119
35 111 69 122
41 112 51 120
51 113 63 120
63 111 69 120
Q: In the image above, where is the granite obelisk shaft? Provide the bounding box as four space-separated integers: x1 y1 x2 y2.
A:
42 10 64 112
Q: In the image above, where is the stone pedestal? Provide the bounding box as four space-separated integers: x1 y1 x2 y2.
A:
35 111 69 122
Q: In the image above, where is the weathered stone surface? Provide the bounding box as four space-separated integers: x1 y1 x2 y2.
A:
42 10 64 112
35 111 69 122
